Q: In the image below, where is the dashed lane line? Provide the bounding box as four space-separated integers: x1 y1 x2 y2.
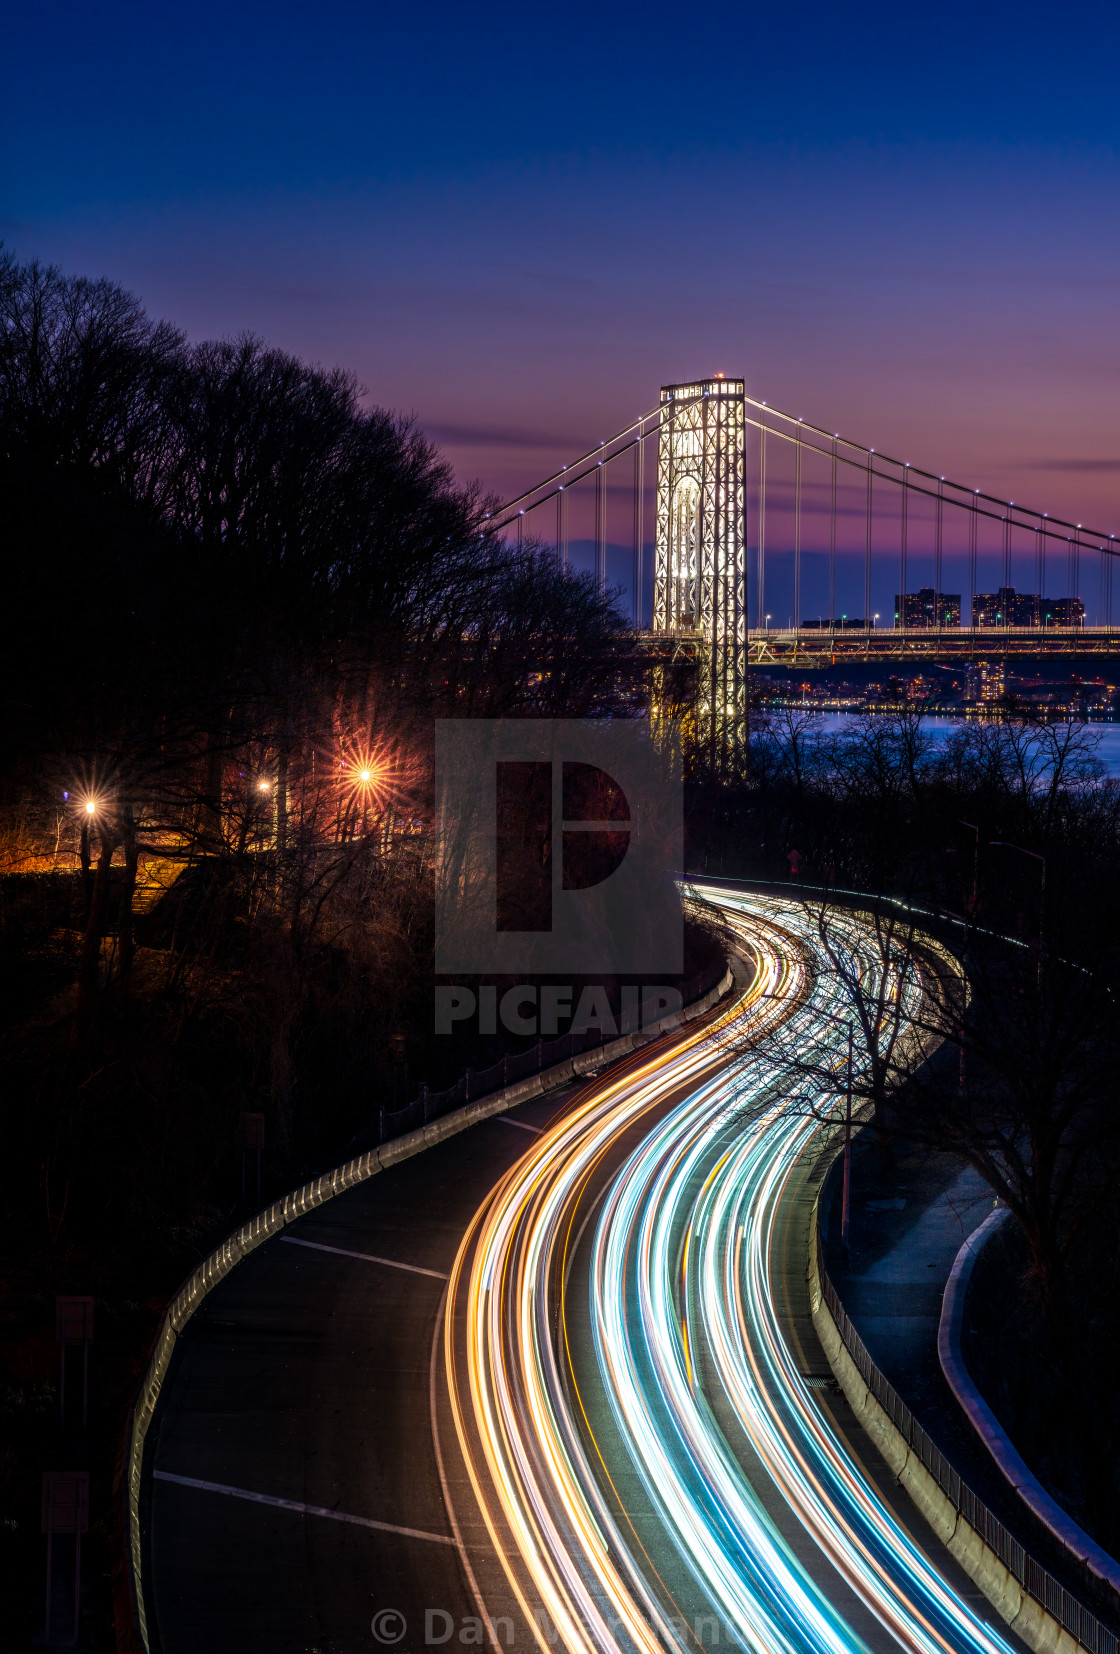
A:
152 1471 457 1544
280 1235 448 1279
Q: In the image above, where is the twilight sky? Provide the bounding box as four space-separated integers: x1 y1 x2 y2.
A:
7 0 1120 552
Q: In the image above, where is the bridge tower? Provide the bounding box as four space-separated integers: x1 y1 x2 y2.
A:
653 378 747 765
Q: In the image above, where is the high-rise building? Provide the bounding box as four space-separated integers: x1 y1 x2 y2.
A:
972 587 1037 626
1039 596 1086 627
971 586 1084 627
965 660 1005 702
894 589 961 628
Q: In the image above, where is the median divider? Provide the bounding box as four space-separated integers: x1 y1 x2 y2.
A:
125 962 735 1653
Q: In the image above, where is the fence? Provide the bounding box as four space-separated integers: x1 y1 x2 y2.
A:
379 963 725 1144
816 1239 1119 1652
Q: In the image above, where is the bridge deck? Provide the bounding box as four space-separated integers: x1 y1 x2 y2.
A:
640 627 1120 665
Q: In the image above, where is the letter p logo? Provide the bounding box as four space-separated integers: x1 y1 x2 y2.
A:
495 761 631 932
436 721 682 974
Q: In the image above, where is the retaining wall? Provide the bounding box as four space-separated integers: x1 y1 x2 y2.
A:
809 1192 1115 1654
939 1212 1120 1601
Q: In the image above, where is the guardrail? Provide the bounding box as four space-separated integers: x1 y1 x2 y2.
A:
382 961 724 1142
126 958 737 1652
816 1233 1119 1652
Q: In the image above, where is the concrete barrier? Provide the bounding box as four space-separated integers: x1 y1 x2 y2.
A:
939 1211 1120 1601
126 962 736 1651
808 1205 1092 1654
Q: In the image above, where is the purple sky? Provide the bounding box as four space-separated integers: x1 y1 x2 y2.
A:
7 2 1120 544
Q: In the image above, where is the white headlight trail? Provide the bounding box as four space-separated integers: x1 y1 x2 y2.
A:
589 893 1015 1654
449 892 1017 1654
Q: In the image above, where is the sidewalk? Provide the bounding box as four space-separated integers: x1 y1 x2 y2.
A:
824 1147 991 1407
820 1134 1119 1625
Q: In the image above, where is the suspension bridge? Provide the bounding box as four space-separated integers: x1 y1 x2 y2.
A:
485 379 1120 750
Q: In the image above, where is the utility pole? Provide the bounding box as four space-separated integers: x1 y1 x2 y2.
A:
958 820 980 915
841 1023 854 1250
990 840 1046 981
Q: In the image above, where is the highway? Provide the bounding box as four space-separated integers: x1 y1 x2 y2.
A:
446 889 1020 1654
143 888 1022 1654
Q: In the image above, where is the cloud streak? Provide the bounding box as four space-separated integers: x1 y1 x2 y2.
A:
1028 458 1120 474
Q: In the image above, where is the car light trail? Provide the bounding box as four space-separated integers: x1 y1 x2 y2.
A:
447 891 1016 1654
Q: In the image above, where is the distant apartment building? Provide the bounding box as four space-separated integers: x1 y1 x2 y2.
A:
894 588 961 628
965 660 1006 702
1039 596 1086 626
971 586 1085 627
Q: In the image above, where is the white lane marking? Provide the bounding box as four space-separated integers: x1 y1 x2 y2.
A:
281 1235 448 1279
495 1116 543 1135
153 1470 456 1544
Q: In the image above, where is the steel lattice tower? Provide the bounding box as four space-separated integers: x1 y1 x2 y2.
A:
653 379 747 765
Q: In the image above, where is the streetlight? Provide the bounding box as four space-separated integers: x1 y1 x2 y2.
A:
990 840 1046 975
958 820 980 914
840 1023 854 1247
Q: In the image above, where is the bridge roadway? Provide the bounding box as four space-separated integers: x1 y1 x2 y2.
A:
143 891 1023 1654
640 627 1120 666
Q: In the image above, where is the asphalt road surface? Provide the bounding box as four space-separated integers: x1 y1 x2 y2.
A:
144 1085 574 1653
144 889 1027 1654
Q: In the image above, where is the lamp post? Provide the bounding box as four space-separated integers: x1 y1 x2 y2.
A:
958 820 980 914
990 840 1046 977
841 1023 854 1248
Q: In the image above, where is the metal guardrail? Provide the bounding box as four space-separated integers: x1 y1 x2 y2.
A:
381 962 724 1142
817 1248 1120 1653
126 958 736 1651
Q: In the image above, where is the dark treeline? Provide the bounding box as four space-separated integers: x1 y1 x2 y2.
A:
0 251 666 1642
1 249 650 1237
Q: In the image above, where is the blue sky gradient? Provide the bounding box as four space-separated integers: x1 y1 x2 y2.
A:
6 0 1120 534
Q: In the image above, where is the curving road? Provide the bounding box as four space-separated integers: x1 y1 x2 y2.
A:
144 887 1021 1654
444 888 1021 1654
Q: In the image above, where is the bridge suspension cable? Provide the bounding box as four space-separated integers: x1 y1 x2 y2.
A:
484 381 1120 698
